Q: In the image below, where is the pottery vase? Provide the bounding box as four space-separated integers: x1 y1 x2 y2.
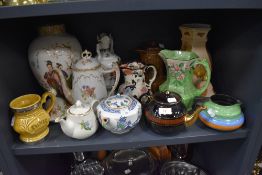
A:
118 62 157 101
179 23 214 97
28 24 82 99
159 50 211 110
9 92 55 143
136 42 166 93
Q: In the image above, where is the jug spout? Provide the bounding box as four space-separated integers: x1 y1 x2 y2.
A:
55 68 74 104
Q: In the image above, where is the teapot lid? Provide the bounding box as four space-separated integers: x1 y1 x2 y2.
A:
153 91 182 105
74 50 101 71
68 100 90 115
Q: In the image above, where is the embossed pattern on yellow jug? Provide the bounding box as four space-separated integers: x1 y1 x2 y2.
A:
10 92 55 143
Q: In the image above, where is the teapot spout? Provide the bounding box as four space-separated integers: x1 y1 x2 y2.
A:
185 106 206 127
55 68 74 105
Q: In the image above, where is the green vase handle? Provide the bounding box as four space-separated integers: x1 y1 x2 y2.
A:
193 59 211 96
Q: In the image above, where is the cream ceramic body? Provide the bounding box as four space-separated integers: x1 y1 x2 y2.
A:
96 94 142 134
57 100 98 139
57 50 120 105
96 33 121 90
50 97 69 122
28 24 82 98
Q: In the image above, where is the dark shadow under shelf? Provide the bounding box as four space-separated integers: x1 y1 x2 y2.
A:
12 120 248 155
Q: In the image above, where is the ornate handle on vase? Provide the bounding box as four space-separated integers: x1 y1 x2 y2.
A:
41 92 56 114
102 62 120 97
144 65 157 90
193 59 211 96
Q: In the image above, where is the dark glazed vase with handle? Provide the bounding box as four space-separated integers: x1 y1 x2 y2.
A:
136 41 166 93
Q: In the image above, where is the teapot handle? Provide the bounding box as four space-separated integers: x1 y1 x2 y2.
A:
144 65 157 90
193 59 211 96
41 92 56 114
102 63 120 97
91 99 99 113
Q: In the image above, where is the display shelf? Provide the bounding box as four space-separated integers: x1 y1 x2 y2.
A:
12 120 248 155
0 0 262 19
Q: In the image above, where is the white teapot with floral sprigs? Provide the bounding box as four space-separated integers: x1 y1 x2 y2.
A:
55 100 98 139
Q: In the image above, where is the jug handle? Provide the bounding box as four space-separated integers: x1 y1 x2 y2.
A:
144 65 157 90
193 59 211 96
102 62 120 97
41 92 56 114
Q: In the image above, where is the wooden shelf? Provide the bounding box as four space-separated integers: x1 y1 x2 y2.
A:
0 0 262 19
12 120 248 155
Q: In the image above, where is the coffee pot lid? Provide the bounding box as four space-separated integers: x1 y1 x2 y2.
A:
74 50 101 71
68 100 90 115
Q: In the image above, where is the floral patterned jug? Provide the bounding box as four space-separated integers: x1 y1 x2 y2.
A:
159 50 211 110
118 62 157 101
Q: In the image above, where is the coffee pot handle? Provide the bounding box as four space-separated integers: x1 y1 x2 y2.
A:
102 63 120 97
193 59 211 96
144 65 157 90
41 92 56 114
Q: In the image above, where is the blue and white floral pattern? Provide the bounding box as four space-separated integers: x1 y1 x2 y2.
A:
117 116 132 130
100 95 137 113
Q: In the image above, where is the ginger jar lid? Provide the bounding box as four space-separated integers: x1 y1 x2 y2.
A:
100 94 139 114
68 100 90 115
74 50 101 71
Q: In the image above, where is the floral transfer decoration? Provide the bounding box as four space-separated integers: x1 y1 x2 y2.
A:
117 116 132 130
168 61 195 81
81 85 96 101
80 120 91 130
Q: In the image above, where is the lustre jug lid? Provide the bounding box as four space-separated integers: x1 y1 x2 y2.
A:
153 91 182 105
74 50 101 71
68 100 90 115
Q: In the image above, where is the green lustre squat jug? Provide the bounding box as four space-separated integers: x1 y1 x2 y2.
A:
159 50 211 110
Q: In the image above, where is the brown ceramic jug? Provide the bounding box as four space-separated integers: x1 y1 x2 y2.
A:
136 41 166 93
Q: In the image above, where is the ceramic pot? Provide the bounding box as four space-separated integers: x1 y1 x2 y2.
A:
96 33 121 91
180 23 214 97
136 41 166 93
96 94 142 134
56 100 98 139
57 50 120 105
9 92 55 143
118 61 157 101
145 91 203 134
159 50 211 110
103 149 156 175
28 24 82 98
195 94 245 131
